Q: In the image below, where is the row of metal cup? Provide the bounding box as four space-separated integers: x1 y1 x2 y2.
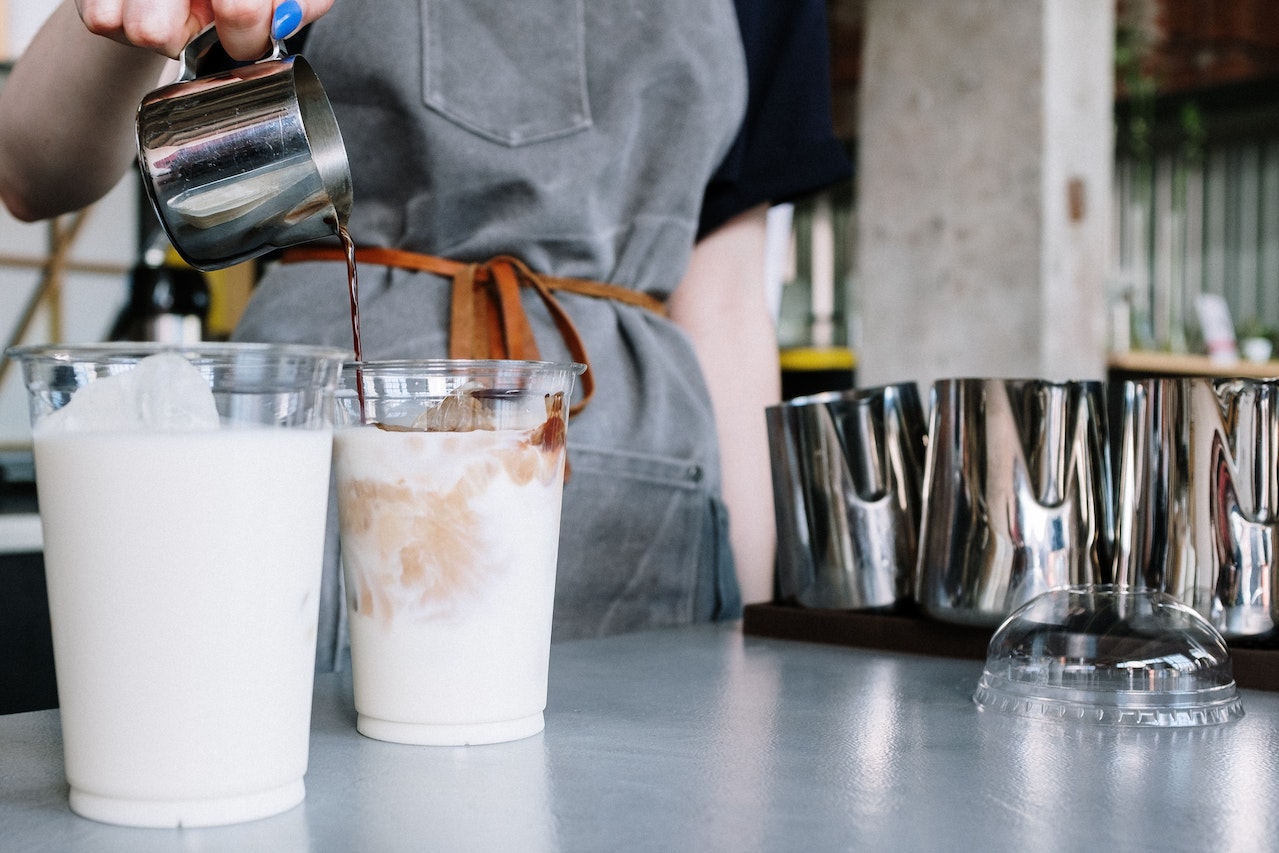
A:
766 376 1279 642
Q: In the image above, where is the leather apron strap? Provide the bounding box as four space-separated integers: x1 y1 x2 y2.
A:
281 246 667 416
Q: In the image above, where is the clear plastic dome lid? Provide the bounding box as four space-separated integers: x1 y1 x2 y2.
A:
973 585 1244 727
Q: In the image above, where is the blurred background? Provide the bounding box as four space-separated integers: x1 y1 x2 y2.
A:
2 0 1278 431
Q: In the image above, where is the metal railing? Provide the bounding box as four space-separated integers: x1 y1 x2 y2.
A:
1111 82 1279 353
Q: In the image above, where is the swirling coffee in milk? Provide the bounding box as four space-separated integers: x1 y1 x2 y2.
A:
332 382 569 741
336 390 567 623
334 230 572 744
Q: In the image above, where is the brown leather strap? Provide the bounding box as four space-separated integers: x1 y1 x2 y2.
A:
280 246 666 415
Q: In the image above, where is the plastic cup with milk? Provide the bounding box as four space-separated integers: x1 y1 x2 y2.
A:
332 359 584 746
5 342 346 828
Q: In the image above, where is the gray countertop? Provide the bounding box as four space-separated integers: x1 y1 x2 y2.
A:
3 622 1279 852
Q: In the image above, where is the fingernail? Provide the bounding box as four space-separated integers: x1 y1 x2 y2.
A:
272 0 303 41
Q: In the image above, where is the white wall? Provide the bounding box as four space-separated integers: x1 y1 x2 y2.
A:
3 0 60 59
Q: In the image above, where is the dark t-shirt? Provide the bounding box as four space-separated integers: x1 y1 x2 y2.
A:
699 0 852 237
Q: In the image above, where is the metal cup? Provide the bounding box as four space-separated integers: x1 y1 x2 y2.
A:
766 383 926 610
136 28 353 271
1114 376 1278 640
915 378 1114 626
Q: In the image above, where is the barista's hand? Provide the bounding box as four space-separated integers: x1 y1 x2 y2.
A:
75 0 334 61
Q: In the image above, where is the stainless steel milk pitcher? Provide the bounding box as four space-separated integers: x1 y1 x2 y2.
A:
1114 376 1279 639
137 27 352 270
767 383 926 610
1112 377 1187 594
915 378 1114 626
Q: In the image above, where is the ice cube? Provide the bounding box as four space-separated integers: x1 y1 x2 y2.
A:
411 387 489 431
129 352 221 430
38 352 221 434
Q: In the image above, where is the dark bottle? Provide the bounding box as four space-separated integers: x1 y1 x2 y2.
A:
110 233 211 343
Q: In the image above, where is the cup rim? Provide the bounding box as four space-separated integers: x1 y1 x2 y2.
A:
4 341 351 364
341 358 586 376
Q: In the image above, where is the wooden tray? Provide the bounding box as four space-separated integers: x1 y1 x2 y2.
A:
742 603 1279 693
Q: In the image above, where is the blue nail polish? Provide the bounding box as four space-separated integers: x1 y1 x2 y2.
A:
272 0 303 41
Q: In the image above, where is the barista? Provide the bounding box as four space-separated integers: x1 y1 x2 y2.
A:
0 0 851 665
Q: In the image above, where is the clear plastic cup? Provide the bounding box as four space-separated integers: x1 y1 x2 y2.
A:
332 359 584 745
973 585 1244 727
6 342 346 827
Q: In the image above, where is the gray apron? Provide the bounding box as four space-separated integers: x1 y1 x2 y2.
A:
233 0 748 670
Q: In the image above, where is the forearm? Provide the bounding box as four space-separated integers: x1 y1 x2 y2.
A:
669 205 779 605
0 0 170 221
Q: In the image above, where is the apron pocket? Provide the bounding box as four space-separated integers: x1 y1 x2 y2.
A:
554 444 736 638
421 0 592 146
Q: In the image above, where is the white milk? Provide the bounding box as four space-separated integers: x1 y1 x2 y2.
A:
34 426 332 827
334 425 566 745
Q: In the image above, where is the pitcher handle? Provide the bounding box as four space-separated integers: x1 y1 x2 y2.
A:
176 24 290 83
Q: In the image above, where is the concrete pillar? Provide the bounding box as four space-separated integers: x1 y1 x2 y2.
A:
854 0 1114 391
